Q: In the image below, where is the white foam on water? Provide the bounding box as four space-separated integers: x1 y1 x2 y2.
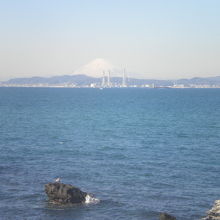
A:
84 194 100 204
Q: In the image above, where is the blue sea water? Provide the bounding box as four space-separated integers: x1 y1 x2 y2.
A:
0 87 220 220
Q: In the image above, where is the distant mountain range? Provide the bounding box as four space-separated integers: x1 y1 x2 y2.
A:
2 75 99 86
1 75 220 87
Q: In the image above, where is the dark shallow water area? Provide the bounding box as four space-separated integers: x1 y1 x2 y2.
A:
0 88 220 220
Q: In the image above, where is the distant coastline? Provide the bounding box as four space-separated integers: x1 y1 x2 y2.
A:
1 74 220 89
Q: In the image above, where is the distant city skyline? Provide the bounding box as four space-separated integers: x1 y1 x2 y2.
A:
0 0 220 81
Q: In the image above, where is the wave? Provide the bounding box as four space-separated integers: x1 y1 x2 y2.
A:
84 194 100 204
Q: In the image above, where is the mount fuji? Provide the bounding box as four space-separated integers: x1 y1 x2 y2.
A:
74 58 115 78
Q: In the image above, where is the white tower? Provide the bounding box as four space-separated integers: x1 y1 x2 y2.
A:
107 70 111 87
122 68 127 87
102 71 106 87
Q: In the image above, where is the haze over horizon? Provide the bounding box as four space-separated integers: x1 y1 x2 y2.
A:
0 0 220 81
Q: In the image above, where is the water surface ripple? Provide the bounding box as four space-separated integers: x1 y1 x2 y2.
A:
0 88 220 220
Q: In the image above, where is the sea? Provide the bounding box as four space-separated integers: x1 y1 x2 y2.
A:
0 87 220 220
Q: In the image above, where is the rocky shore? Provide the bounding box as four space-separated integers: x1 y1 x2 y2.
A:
44 182 220 220
202 200 220 220
159 213 176 220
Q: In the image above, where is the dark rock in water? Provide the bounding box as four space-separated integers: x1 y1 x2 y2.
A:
202 200 220 220
159 213 176 220
45 182 87 204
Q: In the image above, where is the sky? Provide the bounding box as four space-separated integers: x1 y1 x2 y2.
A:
0 0 220 80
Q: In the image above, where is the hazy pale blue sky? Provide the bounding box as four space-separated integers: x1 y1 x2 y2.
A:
0 0 219 80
